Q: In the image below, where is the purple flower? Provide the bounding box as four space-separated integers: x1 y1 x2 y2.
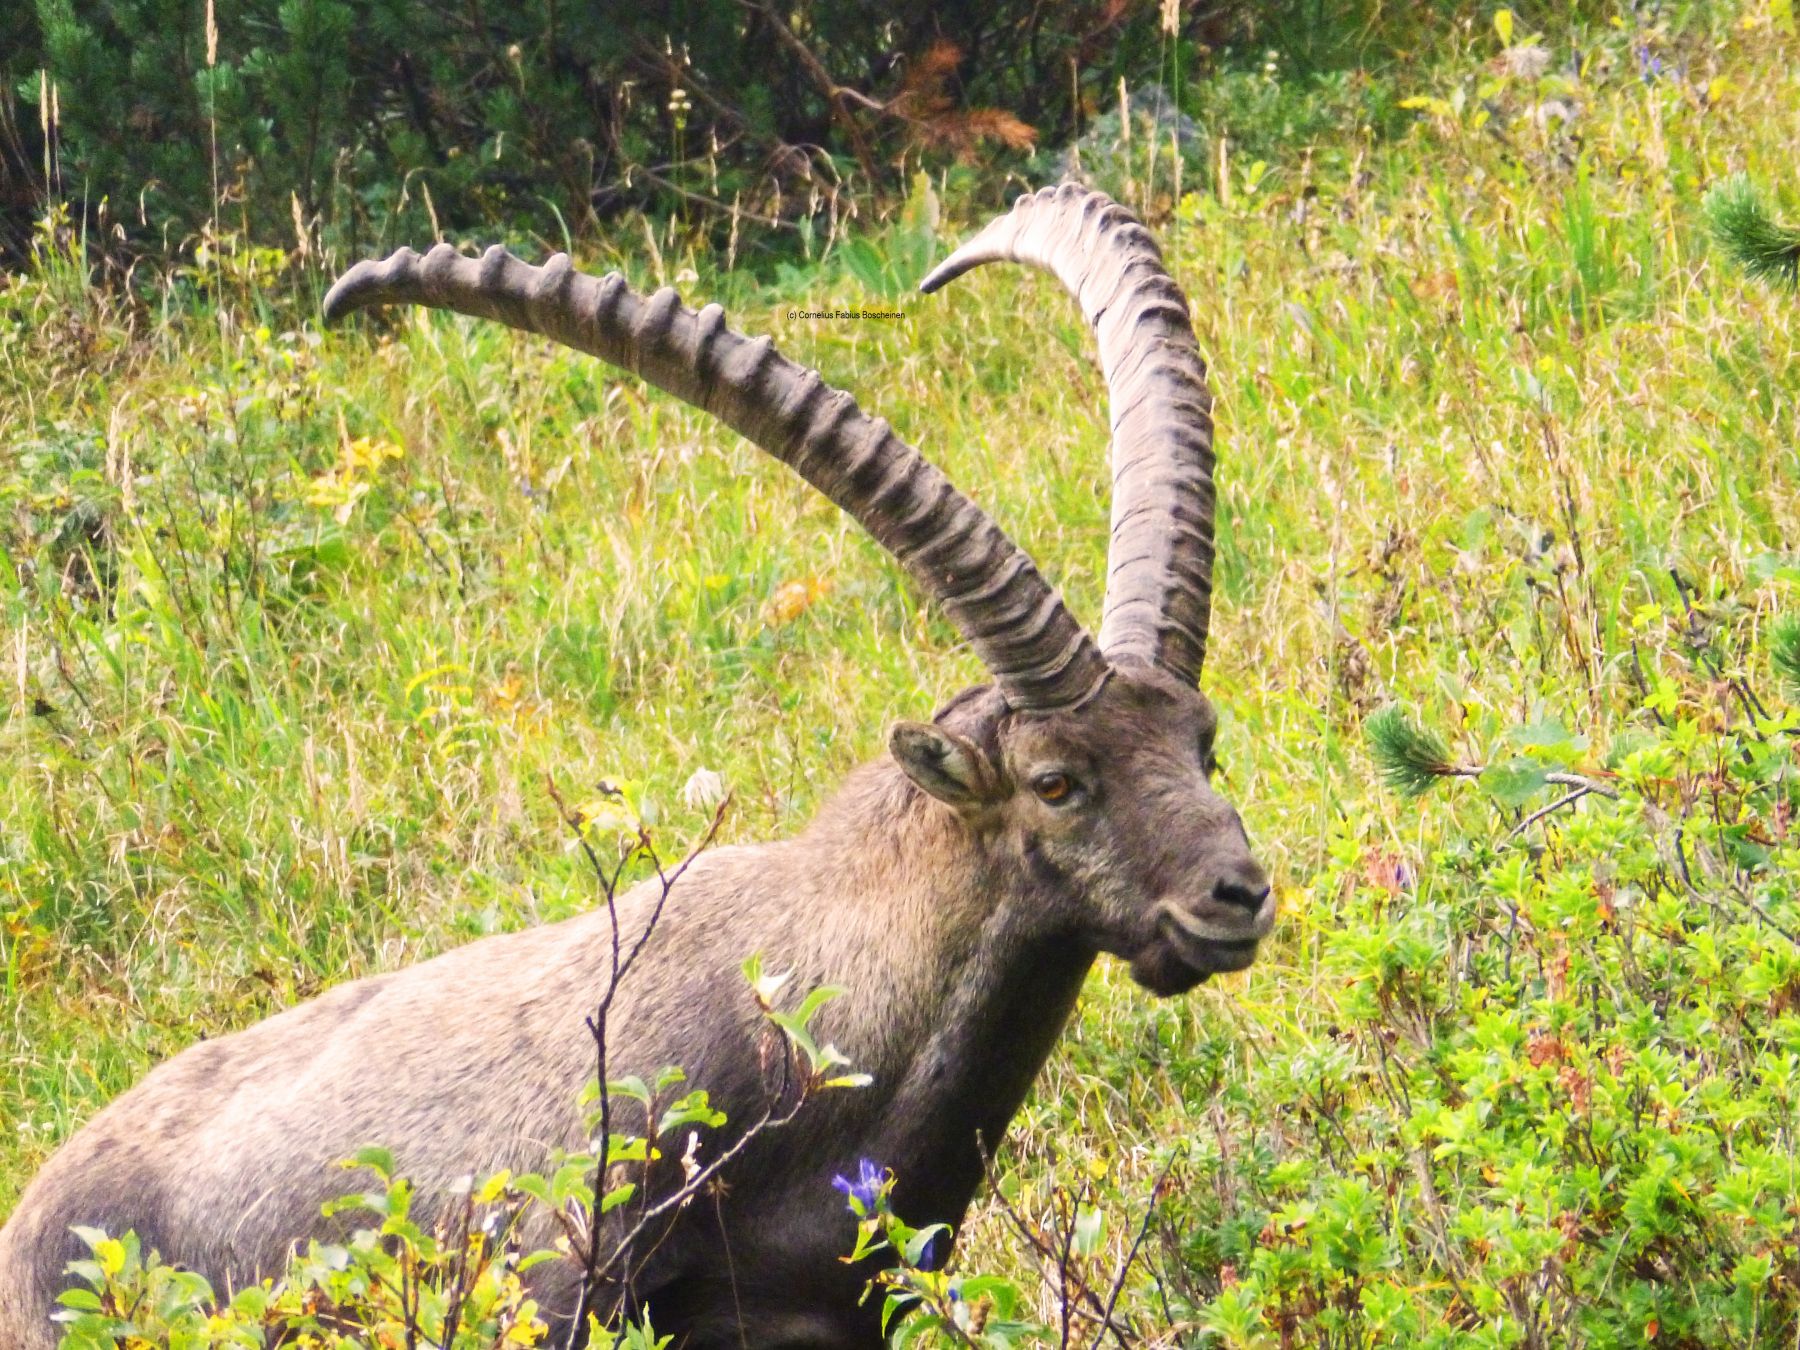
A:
917 1226 949 1271
831 1157 887 1213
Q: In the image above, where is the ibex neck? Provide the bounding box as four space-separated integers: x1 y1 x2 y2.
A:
795 757 1096 1225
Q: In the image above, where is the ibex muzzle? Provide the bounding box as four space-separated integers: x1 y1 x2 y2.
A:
0 185 1273 1347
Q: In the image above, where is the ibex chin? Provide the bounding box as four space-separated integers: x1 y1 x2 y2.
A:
0 185 1272 1346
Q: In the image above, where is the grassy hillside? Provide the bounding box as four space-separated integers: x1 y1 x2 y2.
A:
4 2 1800 1343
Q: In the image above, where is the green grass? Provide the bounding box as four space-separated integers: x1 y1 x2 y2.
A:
6 3 1800 1344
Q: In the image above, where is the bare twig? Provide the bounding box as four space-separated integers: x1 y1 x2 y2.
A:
1055 1182 1079 1350
624 798 731 988
541 784 838 1338
974 1136 1147 1347
596 1087 811 1282
1543 771 1618 799
1506 785 1600 840
1097 1147 1182 1337
544 778 732 1344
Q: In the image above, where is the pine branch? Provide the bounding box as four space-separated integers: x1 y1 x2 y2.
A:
1772 615 1800 695
1704 174 1800 289
1365 705 1474 798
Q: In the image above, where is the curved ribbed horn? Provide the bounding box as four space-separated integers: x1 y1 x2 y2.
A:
919 184 1215 686
324 245 1109 712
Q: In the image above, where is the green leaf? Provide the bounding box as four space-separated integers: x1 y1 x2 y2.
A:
789 983 845 1029
766 1010 823 1066
658 1089 727 1135
1480 759 1549 808
1508 718 1586 760
839 237 889 294
1720 823 1772 870
601 1181 638 1213
903 1222 951 1267
474 1167 513 1204
347 1145 394 1177
606 1135 650 1165
225 1280 267 1317
605 1074 652 1106
552 1157 595 1206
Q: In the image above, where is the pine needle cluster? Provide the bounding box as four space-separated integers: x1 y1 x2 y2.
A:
1771 616 1800 695
1704 174 1800 289
1365 705 1460 798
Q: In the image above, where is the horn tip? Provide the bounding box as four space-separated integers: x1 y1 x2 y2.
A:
321 256 387 324
918 249 984 294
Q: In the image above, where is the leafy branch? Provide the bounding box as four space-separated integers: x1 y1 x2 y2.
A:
1365 704 1618 828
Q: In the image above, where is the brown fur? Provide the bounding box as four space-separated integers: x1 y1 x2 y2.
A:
0 671 1270 1347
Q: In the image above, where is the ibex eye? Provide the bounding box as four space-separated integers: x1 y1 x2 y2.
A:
1033 772 1076 804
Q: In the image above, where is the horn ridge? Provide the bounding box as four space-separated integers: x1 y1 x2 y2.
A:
919 185 1218 685
323 245 1108 711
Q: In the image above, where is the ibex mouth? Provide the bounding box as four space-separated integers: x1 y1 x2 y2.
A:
1157 894 1276 947
1127 899 1270 996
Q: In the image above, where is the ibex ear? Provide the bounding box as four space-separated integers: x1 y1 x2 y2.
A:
890 721 1000 807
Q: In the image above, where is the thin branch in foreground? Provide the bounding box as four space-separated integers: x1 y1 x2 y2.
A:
543 780 829 1339
973 1135 1148 1349
1506 785 1600 840
1097 1146 1183 1334
544 778 734 1345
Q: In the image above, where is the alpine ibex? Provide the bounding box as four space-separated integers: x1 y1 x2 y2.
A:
0 185 1272 1346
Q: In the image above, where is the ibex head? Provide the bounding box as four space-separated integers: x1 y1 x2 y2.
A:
892 666 1269 996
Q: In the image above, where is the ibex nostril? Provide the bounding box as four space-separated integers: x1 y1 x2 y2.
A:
1213 878 1272 913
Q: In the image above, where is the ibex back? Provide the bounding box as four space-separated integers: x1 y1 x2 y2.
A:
0 185 1273 1347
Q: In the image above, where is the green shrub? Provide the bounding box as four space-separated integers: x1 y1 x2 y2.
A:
2 0 1247 264
1166 678 1800 1346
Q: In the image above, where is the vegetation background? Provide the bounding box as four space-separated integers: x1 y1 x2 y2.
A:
4 0 1800 1344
